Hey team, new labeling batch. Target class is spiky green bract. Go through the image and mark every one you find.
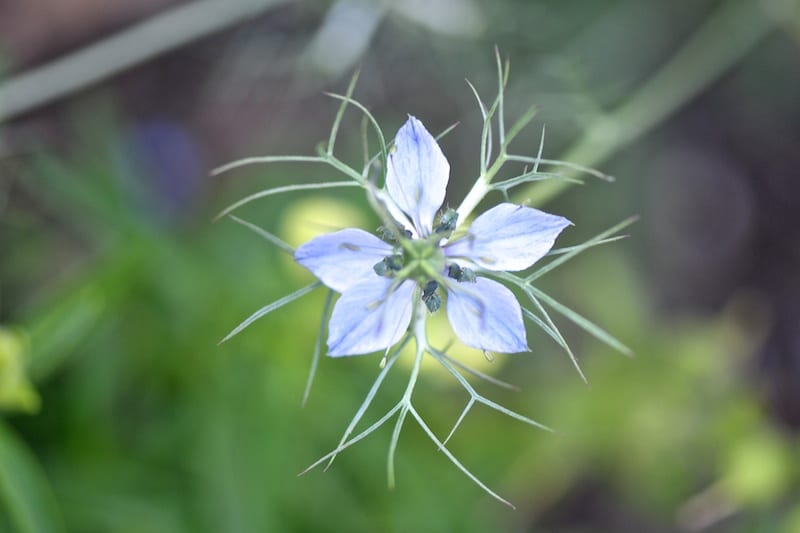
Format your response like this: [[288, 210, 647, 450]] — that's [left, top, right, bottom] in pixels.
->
[[216, 57, 631, 506]]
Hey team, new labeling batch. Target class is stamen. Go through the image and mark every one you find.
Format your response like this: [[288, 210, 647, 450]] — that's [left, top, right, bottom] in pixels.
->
[[421, 280, 441, 313], [374, 261, 389, 277], [373, 254, 405, 277], [447, 264, 476, 283], [447, 264, 461, 279], [434, 208, 458, 236], [385, 255, 404, 270], [422, 280, 439, 299], [377, 225, 413, 243]]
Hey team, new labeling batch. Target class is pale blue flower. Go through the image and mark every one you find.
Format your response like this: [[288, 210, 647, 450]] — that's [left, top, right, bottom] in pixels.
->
[[295, 116, 571, 357]]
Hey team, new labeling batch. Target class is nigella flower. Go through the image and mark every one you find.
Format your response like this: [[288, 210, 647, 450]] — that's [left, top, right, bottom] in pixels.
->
[[215, 58, 634, 507], [295, 117, 571, 357]]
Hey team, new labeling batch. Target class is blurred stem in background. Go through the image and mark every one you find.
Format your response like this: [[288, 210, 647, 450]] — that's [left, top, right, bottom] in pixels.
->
[[0, 0, 288, 123], [516, 0, 780, 206], [0, 0, 782, 175]]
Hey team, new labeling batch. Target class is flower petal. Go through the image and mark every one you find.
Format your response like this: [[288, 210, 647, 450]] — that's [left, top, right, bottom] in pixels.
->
[[385, 116, 449, 236], [328, 278, 415, 356], [294, 228, 393, 292], [445, 203, 571, 271], [446, 277, 528, 353]]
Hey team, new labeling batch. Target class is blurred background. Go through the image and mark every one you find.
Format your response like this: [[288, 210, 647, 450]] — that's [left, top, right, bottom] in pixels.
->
[[1, 0, 799, 531]]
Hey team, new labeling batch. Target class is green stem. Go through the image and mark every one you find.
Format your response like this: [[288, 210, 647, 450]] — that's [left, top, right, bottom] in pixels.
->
[[518, 0, 776, 206], [455, 149, 509, 225], [386, 299, 427, 488]]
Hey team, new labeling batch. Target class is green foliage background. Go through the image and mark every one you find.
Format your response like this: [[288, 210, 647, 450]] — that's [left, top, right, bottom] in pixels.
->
[[2, 0, 799, 531]]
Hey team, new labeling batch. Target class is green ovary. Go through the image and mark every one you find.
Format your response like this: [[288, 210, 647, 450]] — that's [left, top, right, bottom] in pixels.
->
[[402, 238, 446, 283]]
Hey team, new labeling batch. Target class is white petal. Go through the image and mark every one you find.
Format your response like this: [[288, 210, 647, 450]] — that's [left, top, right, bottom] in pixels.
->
[[385, 116, 449, 236], [446, 277, 528, 353], [328, 278, 415, 356], [445, 203, 571, 271], [294, 229, 393, 292]]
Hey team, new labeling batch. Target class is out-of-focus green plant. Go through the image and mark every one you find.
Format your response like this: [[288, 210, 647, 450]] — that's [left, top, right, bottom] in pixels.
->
[[0, 420, 65, 533], [3, 102, 799, 532], [0, 329, 39, 413], [1, 0, 797, 530]]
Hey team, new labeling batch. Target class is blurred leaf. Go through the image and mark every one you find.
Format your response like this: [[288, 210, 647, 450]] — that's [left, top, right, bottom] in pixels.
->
[[303, 0, 387, 79], [26, 278, 109, 381], [0, 329, 39, 414], [0, 421, 64, 533]]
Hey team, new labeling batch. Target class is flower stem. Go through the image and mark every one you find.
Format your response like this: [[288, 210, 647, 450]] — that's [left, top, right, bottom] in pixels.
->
[[456, 149, 509, 226], [455, 178, 491, 227], [386, 299, 427, 488]]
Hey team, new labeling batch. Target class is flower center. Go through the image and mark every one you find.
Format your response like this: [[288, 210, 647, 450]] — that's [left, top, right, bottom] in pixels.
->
[[372, 208, 468, 314], [373, 236, 445, 283], [404, 238, 446, 280]]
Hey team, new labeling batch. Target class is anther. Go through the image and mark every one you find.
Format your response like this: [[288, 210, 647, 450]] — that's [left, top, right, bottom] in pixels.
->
[[421, 280, 441, 313], [434, 208, 458, 236], [447, 264, 476, 283]]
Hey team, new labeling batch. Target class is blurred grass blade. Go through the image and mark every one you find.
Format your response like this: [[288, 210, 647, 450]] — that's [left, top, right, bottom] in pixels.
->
[[529, 286, 633, 356], [0, 421, 65, 533], [27, 281, 109, 381]]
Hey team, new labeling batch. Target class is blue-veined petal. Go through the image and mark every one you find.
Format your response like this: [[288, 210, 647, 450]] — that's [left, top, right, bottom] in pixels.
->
[[295, 228, 393, 292], [328, 277, 415, 356], [385, 116, 449, 236], [444, 203, 571, 271], [446, 277, 528, 353]]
